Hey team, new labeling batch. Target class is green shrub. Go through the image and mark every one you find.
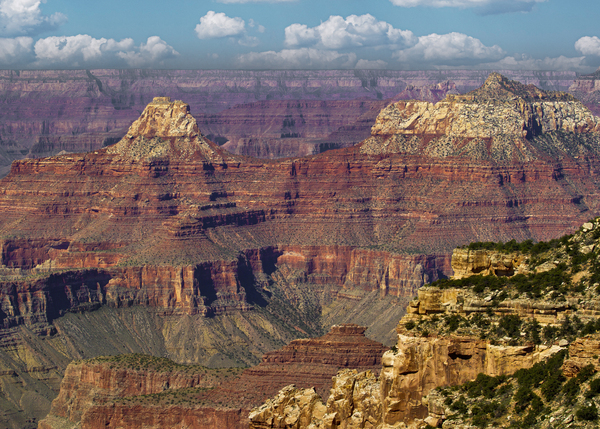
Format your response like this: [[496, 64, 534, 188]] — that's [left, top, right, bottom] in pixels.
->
[[576, 404, 598, 421], [498, 315, 522, 338], [586, 378, 600, 398]]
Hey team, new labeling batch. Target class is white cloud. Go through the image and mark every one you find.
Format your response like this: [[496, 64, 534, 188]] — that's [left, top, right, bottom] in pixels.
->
[[33, 35, 177, 68], [238, 47, 357, 69], [477, 54, 591, 72], [0, 36, 32, 64], [34, 35, 133, 65], [117, 36, 179, 67], [195, 11, 245, 39], [393, 32, 505, 66], [355, 59, 388, 69], [389, 0, 546, 13], [285, 14, 416, 50], [0, 0, 66, 36], [575, 36, 600, 57]]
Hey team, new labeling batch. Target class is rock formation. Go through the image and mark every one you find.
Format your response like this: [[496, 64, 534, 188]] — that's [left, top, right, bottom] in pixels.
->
[[39, 325, 387, 429], [0, 69, 579, 175], [0, 74, 599, 427], [249, 217, 600, 428], [363, 72, 600, 162]]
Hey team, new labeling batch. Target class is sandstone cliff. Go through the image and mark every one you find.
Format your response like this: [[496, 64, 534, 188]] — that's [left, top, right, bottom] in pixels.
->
[[249, 217, 600, 428]]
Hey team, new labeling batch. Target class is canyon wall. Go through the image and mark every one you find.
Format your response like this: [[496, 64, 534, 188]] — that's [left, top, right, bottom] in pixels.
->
[[39, 325, 387, 429], [0, 69, 579, 175]]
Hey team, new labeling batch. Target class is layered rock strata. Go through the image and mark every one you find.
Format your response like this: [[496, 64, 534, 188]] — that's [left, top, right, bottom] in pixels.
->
[[38, 355, 245, 429], [0, 69, 579, 173], [249, 219, 600, 428], [0, 74, 600, 427], [39, 325, 387, 429], [363, 73, 600, 161]]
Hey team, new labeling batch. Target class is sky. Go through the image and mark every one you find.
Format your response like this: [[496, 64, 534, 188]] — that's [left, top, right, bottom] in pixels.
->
[[1, 0, 600, 72]]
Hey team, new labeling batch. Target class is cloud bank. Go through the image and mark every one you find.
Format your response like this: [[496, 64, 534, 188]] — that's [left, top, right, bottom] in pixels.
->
[[240, 14, 507, 69]]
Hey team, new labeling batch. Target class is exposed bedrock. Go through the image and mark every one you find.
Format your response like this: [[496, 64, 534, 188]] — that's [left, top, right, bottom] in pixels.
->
[[0, 69, 580, 173], [38, 324, 388, 429]]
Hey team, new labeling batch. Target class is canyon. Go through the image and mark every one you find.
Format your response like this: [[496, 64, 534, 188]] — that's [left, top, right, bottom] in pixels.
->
[[0, 73, 598, 427], [0, 69, 582, 176], [249, 218, 600, 428]]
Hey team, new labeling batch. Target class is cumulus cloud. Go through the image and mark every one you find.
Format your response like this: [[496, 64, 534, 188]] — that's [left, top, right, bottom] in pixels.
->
[[238, 47, 357, 69], [34, 35, 133, 65], [117, 36, 179, 67], [575, 36, 600, 57], [0, 0, 66, 36], [195, 11, 245, 39], [33, 34, 177, 68], [285, 14, 416, 50], [389, 0, 546, 13], [393, 32, 505, 66], [0, 36, 33, 64]]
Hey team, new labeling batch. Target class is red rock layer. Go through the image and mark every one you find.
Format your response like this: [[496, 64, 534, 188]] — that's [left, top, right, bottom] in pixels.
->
[[38, 358, 245, 429], [236, 324, 388, 400], [0, 246, 450, 330]]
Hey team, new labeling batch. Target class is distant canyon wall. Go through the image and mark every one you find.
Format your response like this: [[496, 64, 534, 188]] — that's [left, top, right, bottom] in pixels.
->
[[0, 69, 580, 174]]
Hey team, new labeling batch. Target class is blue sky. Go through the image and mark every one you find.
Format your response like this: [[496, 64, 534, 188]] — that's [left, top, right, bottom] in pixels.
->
[[1, 0, 599, 72]]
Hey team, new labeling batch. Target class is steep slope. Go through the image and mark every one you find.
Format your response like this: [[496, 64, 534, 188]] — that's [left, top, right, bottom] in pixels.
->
[[0, 74, 599, 427], [249, 217, 600, 428]]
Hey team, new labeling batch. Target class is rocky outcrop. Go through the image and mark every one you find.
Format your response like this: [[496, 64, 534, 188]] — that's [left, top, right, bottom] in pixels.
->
[[232, 324, 388, 401], [562, 335, 600, 377], [38, 355, 245, 429], [39, 325, 387, 429], [450, 248, 528, 279], [249, 219, 600, 428]]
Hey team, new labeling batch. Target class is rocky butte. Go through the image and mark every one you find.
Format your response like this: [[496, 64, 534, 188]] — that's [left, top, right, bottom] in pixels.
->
[[0, 73, 598, 427]]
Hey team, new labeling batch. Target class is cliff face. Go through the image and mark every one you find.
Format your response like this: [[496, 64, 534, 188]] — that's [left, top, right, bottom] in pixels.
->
[[0, 69, 579, 175], [39, 325, 386, 429], [249, 217, 600, 428], [38, 355, 245, 429]]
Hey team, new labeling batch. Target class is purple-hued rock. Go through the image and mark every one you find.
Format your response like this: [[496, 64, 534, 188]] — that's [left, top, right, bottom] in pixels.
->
[[0, 69, 579, 175]]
